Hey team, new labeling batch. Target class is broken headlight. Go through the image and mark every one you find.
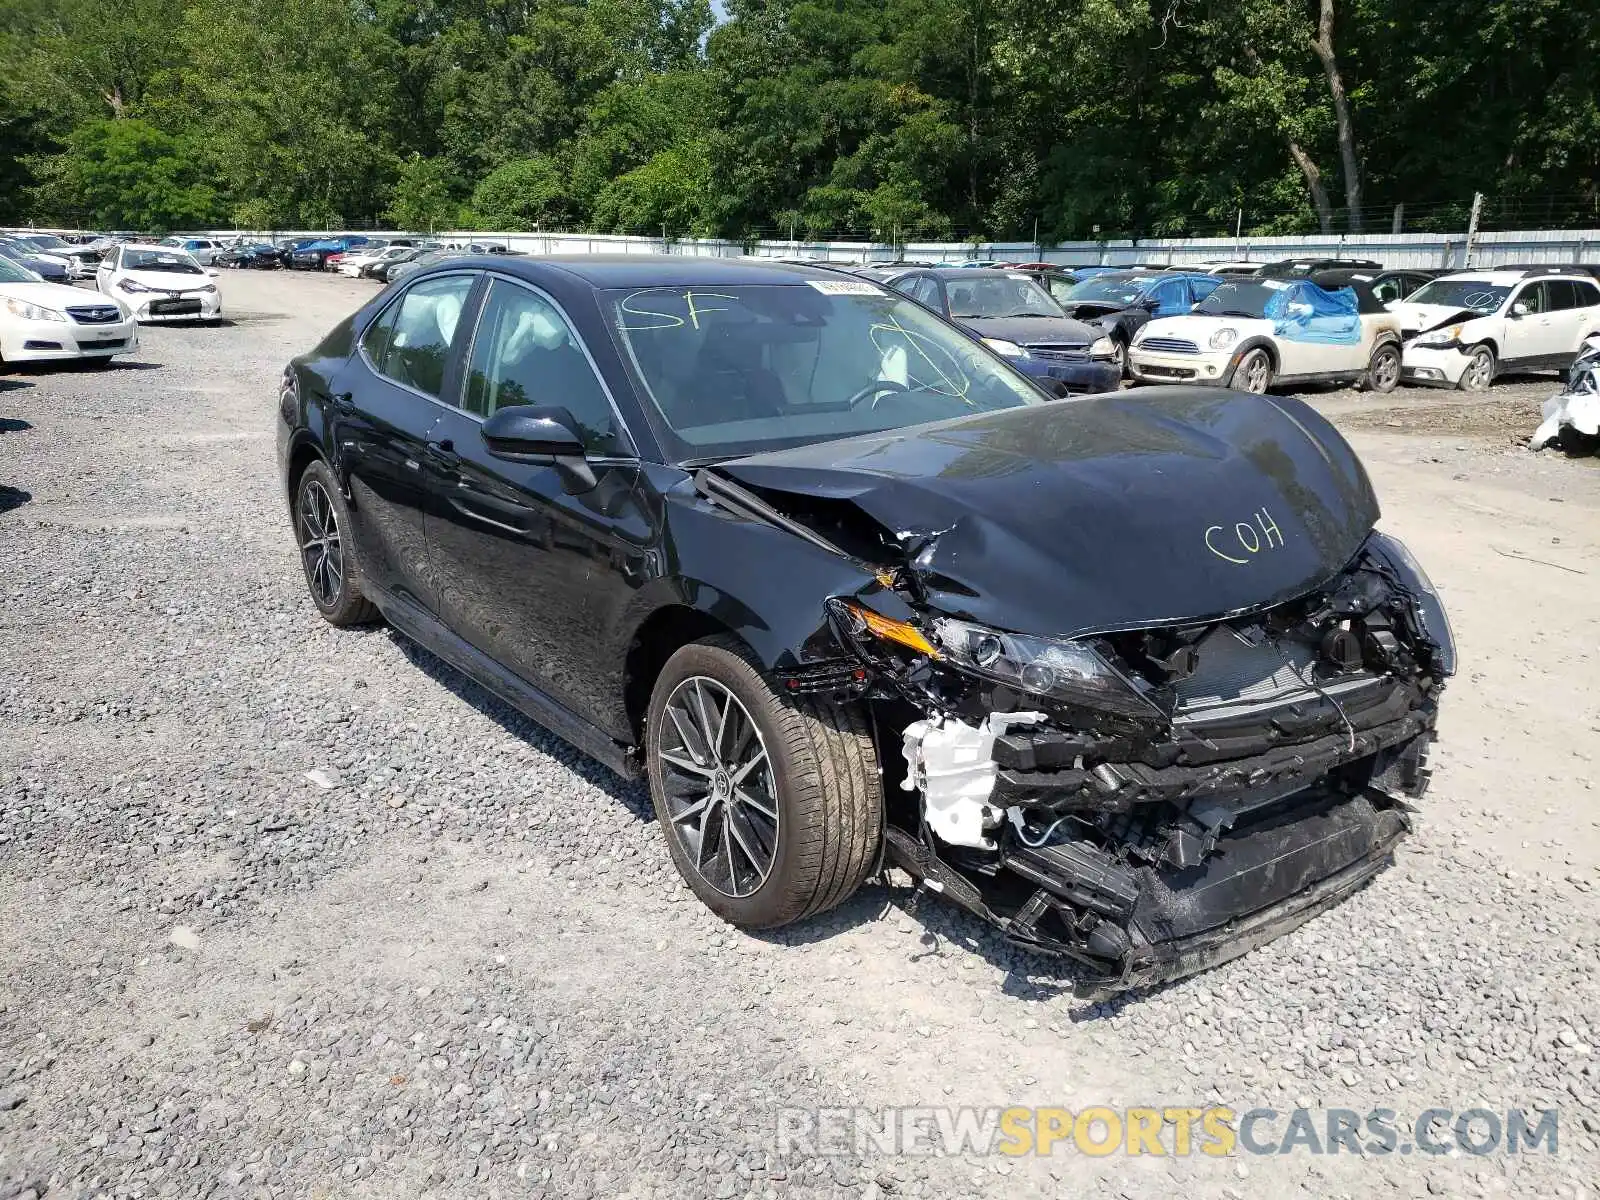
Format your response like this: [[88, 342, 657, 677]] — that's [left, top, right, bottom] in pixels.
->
[[932, 618, 1160, 719], [1366, 531, 1456, 677]]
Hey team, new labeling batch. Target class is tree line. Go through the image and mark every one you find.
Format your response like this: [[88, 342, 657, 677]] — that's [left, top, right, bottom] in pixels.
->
[[0, 0, 1596, 241]]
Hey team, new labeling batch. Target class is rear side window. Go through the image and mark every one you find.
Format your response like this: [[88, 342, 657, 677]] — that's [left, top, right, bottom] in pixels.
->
[[1546, 280, 1580, 310], [370, 274, 475, 398], [1575, 279, 1600, 308]]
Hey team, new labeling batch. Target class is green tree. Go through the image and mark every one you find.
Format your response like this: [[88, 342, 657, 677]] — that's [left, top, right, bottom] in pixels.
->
[[468, 156, 571, 230], [387, 155, 464, 231], [41, 118, 222, 230]]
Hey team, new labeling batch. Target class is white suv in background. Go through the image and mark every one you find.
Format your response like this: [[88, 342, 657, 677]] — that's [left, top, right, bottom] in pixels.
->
[[1392, 269, 1600, 390]]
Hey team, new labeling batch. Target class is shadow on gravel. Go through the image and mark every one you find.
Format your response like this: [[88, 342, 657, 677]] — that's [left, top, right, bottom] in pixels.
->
[[0, 378, 35, 393], [0, 486, 33, 514], [388, 630, 653, 820], [0, 417, 31, 432]]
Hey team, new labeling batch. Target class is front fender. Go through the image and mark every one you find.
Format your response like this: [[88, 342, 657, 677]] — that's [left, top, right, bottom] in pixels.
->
[[619, 488, 881, 674]]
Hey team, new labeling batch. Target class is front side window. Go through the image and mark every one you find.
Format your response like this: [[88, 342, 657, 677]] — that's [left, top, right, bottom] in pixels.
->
[[1149, 278, 1188, 315], [606, 282, 1046, 461], [1369, 276, 1405, 304], [371, 274, 474, 398], [462, 280, 618, 454], [1514, 282, 1549, 314]]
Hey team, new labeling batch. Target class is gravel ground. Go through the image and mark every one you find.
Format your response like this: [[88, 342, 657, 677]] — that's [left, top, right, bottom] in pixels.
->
[[1, 270, 1597, 1200]]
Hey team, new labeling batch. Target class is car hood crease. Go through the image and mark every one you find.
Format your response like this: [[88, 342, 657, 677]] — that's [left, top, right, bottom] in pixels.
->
[[717, 388, 1379, 639]]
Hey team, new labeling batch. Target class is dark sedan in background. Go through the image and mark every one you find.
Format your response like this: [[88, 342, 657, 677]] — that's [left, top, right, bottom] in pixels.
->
[[215, 242, 283, 269], [876, 266, 1123, 394], [275, 254, 1452, 997], [1054, 270, 1224, 374]]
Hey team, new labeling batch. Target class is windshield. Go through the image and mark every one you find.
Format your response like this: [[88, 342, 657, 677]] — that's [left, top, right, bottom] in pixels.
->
[[0, 242, 28, 262], [122, 249, 204, 274], [20, 235, 70, 250], [606, 282, 1045, 461], [1062, 275, 1157, 306], [0, 257, 38, 283], [943, 275, 1063, 319], [1403, 280, 1510, 314], [1193, 279, 1292, 319]]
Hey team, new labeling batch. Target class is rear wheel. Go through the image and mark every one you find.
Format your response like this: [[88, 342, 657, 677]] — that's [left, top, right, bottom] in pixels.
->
[[646, 636, 882, 929], [1363, 342, 1402, 393], [293, 459, 379, 626], [1458, 344, 1496, 391], [1230, 347, 1273, 393]]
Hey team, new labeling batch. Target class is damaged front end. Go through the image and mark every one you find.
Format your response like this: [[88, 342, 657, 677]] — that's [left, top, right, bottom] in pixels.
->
[[825, 532, 1453, 1000]]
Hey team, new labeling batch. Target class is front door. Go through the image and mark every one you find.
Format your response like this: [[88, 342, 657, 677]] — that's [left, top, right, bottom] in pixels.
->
[[423, 276, 655, 734], [1501, 281, 1568, 367], [334, 270, 478, 612]]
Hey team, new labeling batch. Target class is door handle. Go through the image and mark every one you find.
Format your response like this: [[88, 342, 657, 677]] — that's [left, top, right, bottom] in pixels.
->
[[426, 439, 460, 468]]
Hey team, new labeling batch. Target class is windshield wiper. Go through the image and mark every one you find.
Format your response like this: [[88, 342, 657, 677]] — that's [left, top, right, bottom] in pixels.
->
[[1203, 309, 1261, 318]]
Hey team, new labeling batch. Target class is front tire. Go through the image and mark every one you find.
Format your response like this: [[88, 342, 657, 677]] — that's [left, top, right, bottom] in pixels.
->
[[1229, 347, 1274, 393], [646, 636, 882, 929], [293, 459, 379, 627], [1458, 344, 1496, 392], [1363, 342, 1402, 393]]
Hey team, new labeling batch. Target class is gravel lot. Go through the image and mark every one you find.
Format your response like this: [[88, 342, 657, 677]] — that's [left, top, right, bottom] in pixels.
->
[[2, 269, 1598, 1200]]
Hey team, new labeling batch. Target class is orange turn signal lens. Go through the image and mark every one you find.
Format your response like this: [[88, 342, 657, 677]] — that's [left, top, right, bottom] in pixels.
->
[[843, 603, 940, 658]]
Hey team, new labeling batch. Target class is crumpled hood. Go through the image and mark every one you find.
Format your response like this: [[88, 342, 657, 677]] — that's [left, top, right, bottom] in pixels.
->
[[1390, 302, 1480, 333], [957, 314, 1102, 347], [717, 387, 1379, 639], [1057, 300, 1137, 322]]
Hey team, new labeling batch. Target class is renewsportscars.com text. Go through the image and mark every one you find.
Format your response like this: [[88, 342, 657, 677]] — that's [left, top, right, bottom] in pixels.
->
[[775, 1105, 1559, 1159]]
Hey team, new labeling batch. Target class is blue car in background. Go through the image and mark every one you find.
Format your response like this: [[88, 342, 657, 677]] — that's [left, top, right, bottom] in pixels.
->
[[877, 266, 1123, 395], [288, 236, 372, 271], [1054, 269, 1224, 375]]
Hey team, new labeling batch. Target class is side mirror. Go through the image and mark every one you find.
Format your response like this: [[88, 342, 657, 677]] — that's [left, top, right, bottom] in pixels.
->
[[1510, 301, 1529, 318], [206, 268, 219, 278], [481, 405, 596, 492], [1141, 298, 1161, 312]]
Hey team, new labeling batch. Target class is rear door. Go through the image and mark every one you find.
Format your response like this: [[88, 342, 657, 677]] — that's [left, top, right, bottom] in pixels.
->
[[1569, 278, 1600, 353], [422, 275, 654, 733], [334, 270, 479, 612]]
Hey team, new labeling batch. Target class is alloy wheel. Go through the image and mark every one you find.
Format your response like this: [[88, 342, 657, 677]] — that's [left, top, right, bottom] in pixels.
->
[[1464, 348, 1494, 391], [296, 479, 344, 608], [656, 676, 779, 898], [1240, 351, 1271, 393], [1371, 346, 1401, 391]]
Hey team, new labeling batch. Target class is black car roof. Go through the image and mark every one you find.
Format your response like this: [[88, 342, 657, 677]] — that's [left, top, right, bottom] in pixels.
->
[[461, 254, 856, 288]]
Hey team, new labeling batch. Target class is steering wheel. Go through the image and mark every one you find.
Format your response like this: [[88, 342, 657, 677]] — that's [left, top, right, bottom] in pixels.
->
[[845, 379, 910, 410]]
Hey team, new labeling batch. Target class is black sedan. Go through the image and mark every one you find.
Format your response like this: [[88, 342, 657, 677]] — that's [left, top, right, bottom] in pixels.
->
[[277, 255, 1453, 997], [215, 243, 282, 269]]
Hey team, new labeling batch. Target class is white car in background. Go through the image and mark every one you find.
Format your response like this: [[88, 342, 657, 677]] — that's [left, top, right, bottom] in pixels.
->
[[0, 254, 137, 366], [337, 244, 412, 278], [96, 243, 223, 323], [7, 232, 93, 279], [1129, 275, 1404, 392], [1390, 268, 1600, 390]]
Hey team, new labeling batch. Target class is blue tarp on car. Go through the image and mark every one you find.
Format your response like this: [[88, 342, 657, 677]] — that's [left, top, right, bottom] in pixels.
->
[[1266, 279, 1361, 345]]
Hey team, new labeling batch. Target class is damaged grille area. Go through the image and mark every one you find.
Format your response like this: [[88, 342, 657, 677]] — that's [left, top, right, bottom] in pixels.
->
[[871, 543, 1448, 997]]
